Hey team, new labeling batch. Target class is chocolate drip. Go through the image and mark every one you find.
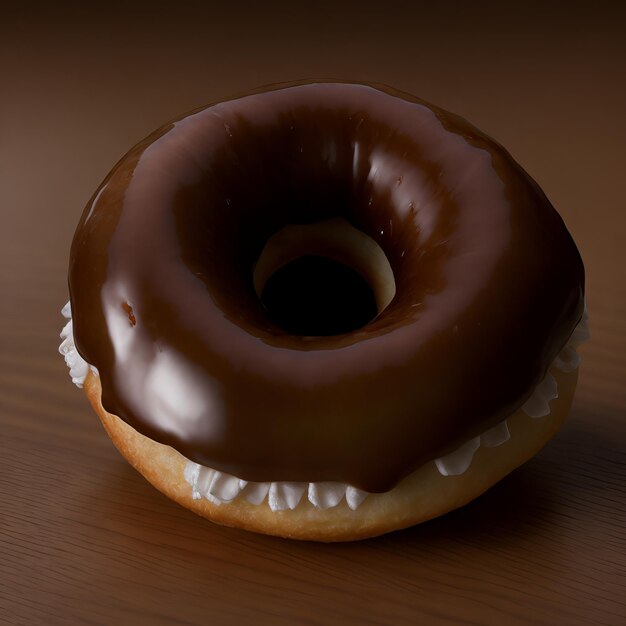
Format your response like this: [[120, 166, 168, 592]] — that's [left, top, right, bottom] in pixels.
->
[[69, 82, 584, 492]]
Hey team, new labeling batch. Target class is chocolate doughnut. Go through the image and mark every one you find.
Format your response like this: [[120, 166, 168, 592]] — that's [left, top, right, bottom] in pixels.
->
[[60, 82, 587, 540]]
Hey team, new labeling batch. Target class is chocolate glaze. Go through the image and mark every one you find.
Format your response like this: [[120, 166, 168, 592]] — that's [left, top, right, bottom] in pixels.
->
[[69, 82, 585, 492]]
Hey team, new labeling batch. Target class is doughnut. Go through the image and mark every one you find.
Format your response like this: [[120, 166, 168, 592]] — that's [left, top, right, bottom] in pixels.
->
[[60, 82, 587, 541]]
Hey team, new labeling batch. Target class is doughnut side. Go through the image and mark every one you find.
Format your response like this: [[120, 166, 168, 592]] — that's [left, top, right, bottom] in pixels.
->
[[84, 368, 578, 542]]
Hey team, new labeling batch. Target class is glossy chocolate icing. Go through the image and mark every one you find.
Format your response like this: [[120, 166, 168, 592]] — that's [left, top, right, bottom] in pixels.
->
[[69, 82, 584, 492]]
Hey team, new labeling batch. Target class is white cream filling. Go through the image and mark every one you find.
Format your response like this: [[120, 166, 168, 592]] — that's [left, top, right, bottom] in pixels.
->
[[59, 302, 99, 386], [60, 301, 589, 511]]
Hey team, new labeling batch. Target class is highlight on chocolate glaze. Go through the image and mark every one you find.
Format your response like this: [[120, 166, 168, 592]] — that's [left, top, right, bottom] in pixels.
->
[[60, 81, 587, 539]]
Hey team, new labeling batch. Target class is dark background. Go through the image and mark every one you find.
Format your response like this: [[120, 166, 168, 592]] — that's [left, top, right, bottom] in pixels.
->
[[2, 2, 625, 624]]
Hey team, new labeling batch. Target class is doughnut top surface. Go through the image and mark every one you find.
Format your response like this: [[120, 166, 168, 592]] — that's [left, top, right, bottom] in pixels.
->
[[69, 82, 584, 492]]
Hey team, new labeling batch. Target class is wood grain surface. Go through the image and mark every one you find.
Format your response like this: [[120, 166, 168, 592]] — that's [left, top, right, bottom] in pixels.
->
[[1, 3, 625, 624]]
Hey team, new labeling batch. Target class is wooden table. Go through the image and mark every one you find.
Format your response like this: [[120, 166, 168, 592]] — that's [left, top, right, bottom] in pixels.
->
[[2, 3, 624, 624]]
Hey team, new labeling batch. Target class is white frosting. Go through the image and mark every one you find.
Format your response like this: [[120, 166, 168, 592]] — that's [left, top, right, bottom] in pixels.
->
[[60, 301, 589, 510], [182, 461, 370, 511], [58, 302, 98, 387]]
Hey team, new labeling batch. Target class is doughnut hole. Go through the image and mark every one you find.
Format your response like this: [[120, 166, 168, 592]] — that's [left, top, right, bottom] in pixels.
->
[[172, 104, 443, 345], [253, 218, 396, 336]]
